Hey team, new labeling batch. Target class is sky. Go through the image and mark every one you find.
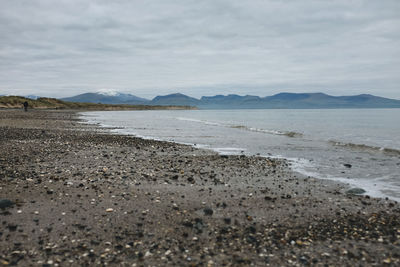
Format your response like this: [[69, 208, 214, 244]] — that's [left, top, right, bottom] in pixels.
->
[[0, 0, 399, 99]]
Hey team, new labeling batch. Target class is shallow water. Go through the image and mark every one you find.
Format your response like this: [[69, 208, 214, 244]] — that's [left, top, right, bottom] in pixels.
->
[[81, 109, 400, 201]]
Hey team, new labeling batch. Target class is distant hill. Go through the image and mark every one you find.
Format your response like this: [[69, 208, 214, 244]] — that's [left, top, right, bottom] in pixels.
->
[[0, 96, 195, 110], [25, 95, 42, 100], [61, 92, 149, 105], [200, 94, 261, 109], [150, 93, 201, 106], [60, 91, 400, 109], [257, 93, 400, 109], [0, 94, 42, 99], [197, 92, 400, 109]]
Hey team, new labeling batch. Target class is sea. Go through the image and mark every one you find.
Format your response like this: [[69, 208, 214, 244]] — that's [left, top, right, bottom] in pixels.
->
[[80, 109, 400, 201]]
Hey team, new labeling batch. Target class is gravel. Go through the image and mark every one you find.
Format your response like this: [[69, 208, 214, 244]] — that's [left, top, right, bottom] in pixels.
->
[[0, 109, 399, 266]]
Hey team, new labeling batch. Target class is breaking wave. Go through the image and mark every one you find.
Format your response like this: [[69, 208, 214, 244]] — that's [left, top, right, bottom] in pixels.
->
[[329, 141, 400, 156], [230, 125, 303, 138], [176, 117, 302, 138], [175, 117, 222, 126]]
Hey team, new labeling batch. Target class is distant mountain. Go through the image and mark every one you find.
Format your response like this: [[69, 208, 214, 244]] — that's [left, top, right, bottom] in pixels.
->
[[25, 95, 41, 100], [197, 92, 400, 109], [60, 91, 400, 109], [0, 95, 195, 110], [258, 93, 400, 109], [0, 94, 41, 99], [150, 93, 201, 106], [200, 94, 260, 108], [61, 92, 149, 105]]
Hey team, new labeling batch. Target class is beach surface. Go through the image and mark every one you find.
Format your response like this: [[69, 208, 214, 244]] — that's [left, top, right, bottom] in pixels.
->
[[0, 110, 399, 266]]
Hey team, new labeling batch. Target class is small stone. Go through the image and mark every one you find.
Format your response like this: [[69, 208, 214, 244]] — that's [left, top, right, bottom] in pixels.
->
[[383, 258, 391, 264], [203, 207, 213, 216], [0, 199, 14, 209], [346, 188, 366, 195], [106, 208, 113, 212]]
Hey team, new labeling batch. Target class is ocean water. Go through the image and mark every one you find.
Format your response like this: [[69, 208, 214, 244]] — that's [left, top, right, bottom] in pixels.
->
[[80, 109, 400, 201]]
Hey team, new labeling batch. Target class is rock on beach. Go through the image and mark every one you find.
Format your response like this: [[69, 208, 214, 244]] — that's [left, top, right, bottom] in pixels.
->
[[0, 199, 14, 209]]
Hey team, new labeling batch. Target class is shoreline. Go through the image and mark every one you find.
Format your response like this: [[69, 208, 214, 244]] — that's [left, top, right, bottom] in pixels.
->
[[79, 110, 399, 202], [1, 109, 399, 266]]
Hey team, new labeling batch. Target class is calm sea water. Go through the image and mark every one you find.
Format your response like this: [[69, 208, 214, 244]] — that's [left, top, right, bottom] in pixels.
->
[[81, 109, 400, 201]]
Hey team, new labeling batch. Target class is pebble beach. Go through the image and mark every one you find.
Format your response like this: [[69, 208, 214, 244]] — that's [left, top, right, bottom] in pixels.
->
[[1, 109, 399, 266]]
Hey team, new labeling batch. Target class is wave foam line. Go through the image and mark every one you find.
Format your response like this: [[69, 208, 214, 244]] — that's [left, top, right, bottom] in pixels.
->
[[329, 141, 400, 156], [176, 117, 303, 138], [284, 156, 400, 202], [175, 117, 222, 126], [231, 125, 303, 138]]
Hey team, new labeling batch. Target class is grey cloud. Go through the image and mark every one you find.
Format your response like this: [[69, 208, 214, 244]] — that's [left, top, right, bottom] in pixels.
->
[[0, 0, 399, 99]]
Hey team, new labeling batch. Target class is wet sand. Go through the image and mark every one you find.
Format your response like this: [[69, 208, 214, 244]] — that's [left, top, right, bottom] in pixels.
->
[[0, 109, 399, 266]]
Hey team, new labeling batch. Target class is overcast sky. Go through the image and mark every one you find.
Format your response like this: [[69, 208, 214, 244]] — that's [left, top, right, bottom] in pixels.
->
[[0, 0, 399, 99]]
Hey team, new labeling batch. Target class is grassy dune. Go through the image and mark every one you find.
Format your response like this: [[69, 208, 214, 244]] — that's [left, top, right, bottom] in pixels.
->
[[0, 96, 196, 110]]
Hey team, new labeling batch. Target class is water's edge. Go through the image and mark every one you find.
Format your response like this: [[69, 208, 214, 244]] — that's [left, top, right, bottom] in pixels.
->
[[79, 112, 399, 202]]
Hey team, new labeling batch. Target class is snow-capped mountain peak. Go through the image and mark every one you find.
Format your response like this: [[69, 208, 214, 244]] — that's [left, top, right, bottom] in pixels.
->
[[94, 89, 149, 102], [61, 90, 149, 104], [96, 89, 122, 96]]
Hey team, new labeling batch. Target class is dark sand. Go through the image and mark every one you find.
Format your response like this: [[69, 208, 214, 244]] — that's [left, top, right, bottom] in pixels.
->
[[0, 110, 399, 266]]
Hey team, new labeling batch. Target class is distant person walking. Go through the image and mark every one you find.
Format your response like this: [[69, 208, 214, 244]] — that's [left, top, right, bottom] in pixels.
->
[[23, 101, 29, 112]]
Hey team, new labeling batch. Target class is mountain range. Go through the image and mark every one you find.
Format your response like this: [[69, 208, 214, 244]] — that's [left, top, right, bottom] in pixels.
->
[[60, 91, 400, 109], [62, 92, 148, 105]]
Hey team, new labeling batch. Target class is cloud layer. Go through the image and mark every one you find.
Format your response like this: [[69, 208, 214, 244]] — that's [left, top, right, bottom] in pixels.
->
[[0, 0, 399, 98]]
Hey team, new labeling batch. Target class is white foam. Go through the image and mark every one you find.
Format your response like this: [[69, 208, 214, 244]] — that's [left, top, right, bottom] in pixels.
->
[[175, 117, 221, 126], [286, 156, 400, 202], [212, 147, 246, 155], [176, 117, 301, 138]]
